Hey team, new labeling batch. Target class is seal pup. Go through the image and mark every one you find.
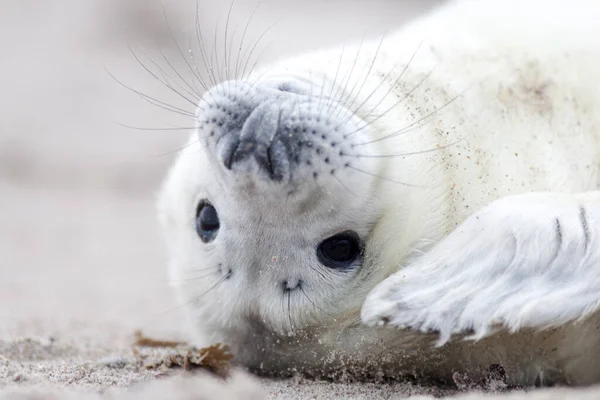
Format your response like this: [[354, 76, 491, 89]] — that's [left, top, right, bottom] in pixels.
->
[[157, 0, 600, 387]]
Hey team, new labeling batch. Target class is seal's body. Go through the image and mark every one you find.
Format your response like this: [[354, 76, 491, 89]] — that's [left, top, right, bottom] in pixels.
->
[[158, 0, 600, 386]]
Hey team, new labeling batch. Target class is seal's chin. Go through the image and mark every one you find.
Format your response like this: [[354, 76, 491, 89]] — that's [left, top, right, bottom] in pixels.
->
[[215, 306, 431, 382]]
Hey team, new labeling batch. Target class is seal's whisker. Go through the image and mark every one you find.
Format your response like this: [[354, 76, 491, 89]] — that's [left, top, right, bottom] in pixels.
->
[[138, 46, 202, 105], [234, 1, 261, 80], [106, 69, 196, 118], [156, 46, 204, 100], [287, 289, 294, 332], [223, 0, 236, 83], [332, 173, 359, 197], [187, 265, 222, 274], [315, 71, 330, 121], [140, 99, 195, 119], [152, 139, 206, 157], [336, 41, 423, 132], [190, 274, 229, 303], [352, 85, 470, 146], [243, 39, 273, 85], [127, 46, 200, 109], [348, 137, 466, 158], [153, 273, 228, 317], [211, 18, 224, 90], [168, 271, 220, 285], [330, 39, 364, 115], [322, 45, 346, 119], [334, 36, 370, 118], [226, 27, 240, 81], [240, 21, 278, 81], [357, 41, 426, 122], [161, 5, 210, 94], [344, 63, 436, 139], [195, 0, 218, 88], [298, 284, 335, 318], [114, 122, 197, 132], [342, 33, 387, 117], [245, 64, 275, 95], [346, 164, 428, 188]]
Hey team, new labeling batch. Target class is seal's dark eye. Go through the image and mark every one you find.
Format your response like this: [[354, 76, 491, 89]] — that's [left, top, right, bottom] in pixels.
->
[[317, 231, 362, 270], [195, 200, 219, 243]]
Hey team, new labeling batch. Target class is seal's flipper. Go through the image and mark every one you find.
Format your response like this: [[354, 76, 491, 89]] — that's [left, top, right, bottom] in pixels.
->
[[361, 192, 600, 346]]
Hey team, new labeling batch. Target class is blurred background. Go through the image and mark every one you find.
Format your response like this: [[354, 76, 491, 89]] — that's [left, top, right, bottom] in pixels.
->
[[0, 0, 442, 347]]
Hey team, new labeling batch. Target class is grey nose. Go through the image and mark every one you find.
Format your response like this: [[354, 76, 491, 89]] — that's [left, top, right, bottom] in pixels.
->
[[222, 102, 291, 182]]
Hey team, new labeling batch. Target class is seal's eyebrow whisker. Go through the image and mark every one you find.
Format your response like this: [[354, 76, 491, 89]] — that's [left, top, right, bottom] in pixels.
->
[[344, 63, 437, 139], [358, 41, 428, 122], [332, 36, 366, 117], [346, 164, 428, 188], [348, 137, 467, 158], [327, 35, 365, 114], [324, 45, 347, 117], [353, 83, 475, 147], [106, 69, 196, 119], [334, 41, 424, 134], [341, 33, 388, 117]]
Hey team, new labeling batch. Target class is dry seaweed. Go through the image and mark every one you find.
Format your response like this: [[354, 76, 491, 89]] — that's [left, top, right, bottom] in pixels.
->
[[132, 331, 233, 378], [133, 330, 186, 347]]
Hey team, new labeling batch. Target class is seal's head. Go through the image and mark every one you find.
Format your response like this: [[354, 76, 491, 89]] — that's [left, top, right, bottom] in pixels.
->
[[158, 44, 447, 378]]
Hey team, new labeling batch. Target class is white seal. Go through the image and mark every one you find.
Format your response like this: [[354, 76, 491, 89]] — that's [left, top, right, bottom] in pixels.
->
[[158, 0, 600, 387]]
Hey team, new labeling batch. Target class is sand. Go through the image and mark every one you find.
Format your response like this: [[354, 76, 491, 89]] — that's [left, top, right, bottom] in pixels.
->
[[2, 0, 600, 398]]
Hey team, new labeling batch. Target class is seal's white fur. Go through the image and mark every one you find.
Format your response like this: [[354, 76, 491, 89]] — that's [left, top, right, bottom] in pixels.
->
[[158, 0, 600, 387]]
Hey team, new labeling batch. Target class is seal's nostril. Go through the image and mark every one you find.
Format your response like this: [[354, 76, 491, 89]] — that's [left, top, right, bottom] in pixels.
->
[[223, 138, 241, 170], [221, 103, 290, 182]]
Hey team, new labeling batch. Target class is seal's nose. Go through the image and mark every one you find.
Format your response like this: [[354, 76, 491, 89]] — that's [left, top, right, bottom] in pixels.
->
[[222, 102, 291, 182]]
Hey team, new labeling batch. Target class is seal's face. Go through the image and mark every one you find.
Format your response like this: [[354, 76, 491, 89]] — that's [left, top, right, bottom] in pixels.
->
[[193, 76, 383, 330], [158, 53, 434, 376]]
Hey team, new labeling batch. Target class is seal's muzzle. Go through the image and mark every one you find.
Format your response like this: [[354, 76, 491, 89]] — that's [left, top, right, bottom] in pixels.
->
[[222, 102, 291, 182]]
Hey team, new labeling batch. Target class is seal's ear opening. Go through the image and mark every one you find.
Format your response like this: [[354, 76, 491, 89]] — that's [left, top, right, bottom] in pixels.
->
[[317, 230, 362, 270], [196, 200, 220, 243]]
